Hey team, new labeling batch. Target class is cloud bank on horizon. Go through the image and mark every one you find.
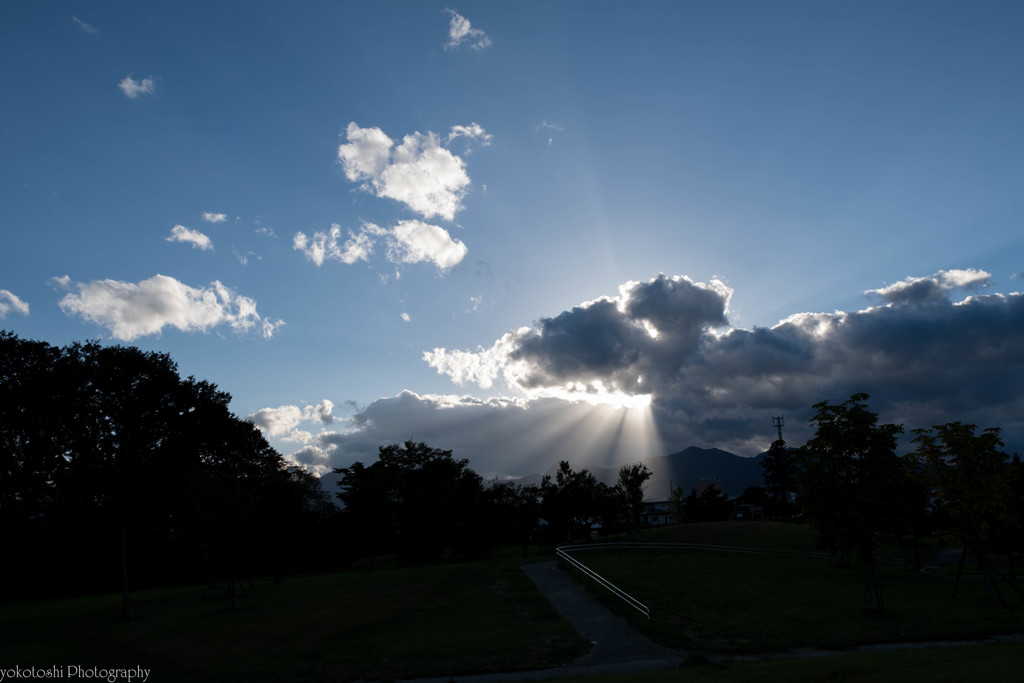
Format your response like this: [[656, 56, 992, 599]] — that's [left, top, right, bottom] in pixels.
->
[[260, 268, 1024, 477]]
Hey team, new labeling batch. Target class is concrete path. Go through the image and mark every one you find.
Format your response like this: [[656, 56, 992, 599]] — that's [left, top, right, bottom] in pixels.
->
[[520, 561, 685, 667], [409, 560, 687, 682], [408, 558, 1024, 682]]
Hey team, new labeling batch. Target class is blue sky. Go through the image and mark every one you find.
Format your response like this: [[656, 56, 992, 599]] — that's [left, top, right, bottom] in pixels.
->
[[3, 1, 1023, 478]]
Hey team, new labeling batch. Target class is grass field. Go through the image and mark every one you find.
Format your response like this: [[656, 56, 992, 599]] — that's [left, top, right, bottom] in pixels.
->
[[627, 519, 824, 552], [561, 522, 1024, 654], [545, 641, 1024, 682], [0, 558, 588, 682], [4, 521, 1020, 681]]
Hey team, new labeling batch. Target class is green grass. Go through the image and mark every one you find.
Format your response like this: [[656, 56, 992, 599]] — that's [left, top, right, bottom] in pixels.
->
[[4, 523, 1020, 681], [626, 520, 823, 552], [562, 522, 1023, 654], [0, 559, 588, 682], [547, 641, 1024, 682]]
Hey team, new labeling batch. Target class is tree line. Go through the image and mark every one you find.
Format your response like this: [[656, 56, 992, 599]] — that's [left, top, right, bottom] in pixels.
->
[[4, 332, 1020, 611], [334, 444, 653, 562], [1, 332, 656, 598], [761, 393, 1023, 610], [0, 332, 335, 600]]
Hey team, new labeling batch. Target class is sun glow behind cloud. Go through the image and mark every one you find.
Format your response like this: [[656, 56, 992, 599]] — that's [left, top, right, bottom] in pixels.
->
[[518, 391, 663, 471]]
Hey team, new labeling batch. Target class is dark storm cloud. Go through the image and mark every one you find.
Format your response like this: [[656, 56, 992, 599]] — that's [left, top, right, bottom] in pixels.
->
[[288, 270, 1023, 477], [507, 275, 731, 395], [512, 298, 648, 389], [678, 290, 1024, 454], [310, 391, 660, 477], [623, 272, 730, 336], [414, 270, 1024, 470]]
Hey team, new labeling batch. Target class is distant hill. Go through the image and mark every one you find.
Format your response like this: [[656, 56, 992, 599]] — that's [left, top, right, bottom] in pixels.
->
[[320, 445, 767, 501], [638, 446, 766, 499], [513, 446, 765, 499]]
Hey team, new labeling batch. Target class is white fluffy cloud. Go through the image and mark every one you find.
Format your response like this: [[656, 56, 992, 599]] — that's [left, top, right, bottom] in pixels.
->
[[291, 444, 332, 473], [447, 123, 494, 147], [249, 400, 336, 445], [387, 220, 467, 270], [49, 275, 72, 290], [250, 405, 306, 438], [338, 123, 392, 181], [0, 290, 30, 318], [203, 212, 228, 223], [166, 224, 213, 250], [338, 122, 487, 221], [444, 9, 491, 51], [58, 274, 283, 340], [313, 399, 335, 424], [294, 220, 466, 272], [293, 224, 377, 267], [118, 75, 155, 99], [864, 268, 991, 305]]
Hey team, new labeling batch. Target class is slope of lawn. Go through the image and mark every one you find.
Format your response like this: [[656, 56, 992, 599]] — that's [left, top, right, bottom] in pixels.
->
[[545, 641, 1024, 682], [627, 519, 823, 552], [0, 559, 588, 682], [562, 522, 1022, 654]]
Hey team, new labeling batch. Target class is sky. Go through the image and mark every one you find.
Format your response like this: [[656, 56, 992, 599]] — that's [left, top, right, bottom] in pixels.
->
[[2, 1, 1023, 479]]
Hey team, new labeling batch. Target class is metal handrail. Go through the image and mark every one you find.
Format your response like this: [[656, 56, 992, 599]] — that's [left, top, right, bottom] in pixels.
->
[[556, 541, 906, 621], [556, 546, 651, 621], [559, 542, 904, 564]]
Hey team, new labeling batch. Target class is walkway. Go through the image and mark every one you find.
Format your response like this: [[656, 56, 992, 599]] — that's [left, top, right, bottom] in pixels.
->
[[409, 560, 687, 682], [409, 558, 1024, 683]]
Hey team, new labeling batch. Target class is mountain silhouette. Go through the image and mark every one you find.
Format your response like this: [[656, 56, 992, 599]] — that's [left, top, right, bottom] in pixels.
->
[[638, 446, 766, 498], [321, 445, 767, 501], [517, 446, 765, 499]]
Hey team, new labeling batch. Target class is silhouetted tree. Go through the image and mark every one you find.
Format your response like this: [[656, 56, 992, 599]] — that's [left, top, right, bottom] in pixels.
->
[[335, 441, 486, 561], [0, 332, 307, 598], [617, 462, 652, 531], [683, 486, 734, 523], [761, 438, 798, 518], [595, 480, 626, 537], [910, 422, 1016, 599], [668, 485, 687, 523], [889, 464, 940, 573], [994, 458, 1024, 581], [485, 480, 541, 556], [797, 393, 903, 611], [335, 459, 396, 563], [540, 461, 602, 542]]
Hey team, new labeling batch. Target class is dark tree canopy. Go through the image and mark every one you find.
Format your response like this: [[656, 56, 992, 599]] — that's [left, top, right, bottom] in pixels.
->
[[0, 332, 334, 598], [797, 393, 904, 611], [539, 461, 621, 543], [617, 462, 652, 530], [335, 441, 487, 561], [761, 438, 799, 518], [485, 480, 541, 556], [910, 422, 1017, 598]]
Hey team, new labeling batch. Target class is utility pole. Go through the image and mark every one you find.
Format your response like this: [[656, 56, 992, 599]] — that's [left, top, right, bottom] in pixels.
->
[[772, 414, 785, 443]]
